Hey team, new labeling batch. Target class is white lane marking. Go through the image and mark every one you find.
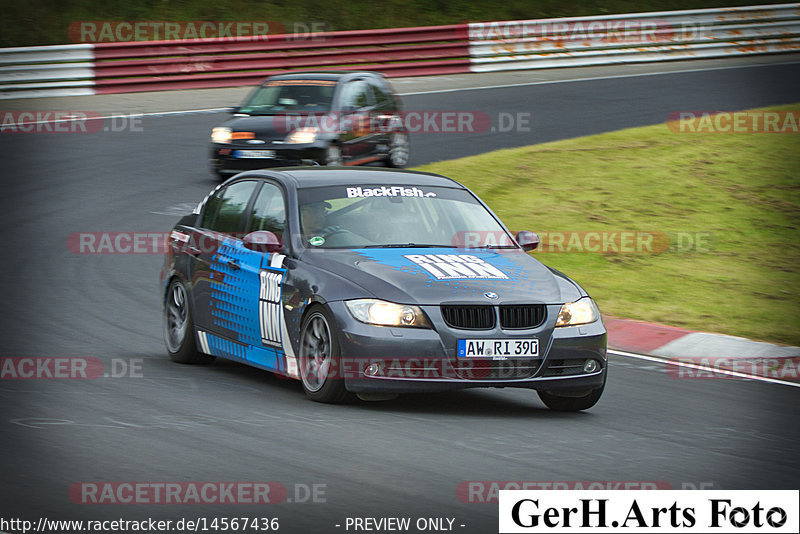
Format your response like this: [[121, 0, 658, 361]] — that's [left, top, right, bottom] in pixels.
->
[[608, 348, 800, 389], [400, 60, 800, 95]]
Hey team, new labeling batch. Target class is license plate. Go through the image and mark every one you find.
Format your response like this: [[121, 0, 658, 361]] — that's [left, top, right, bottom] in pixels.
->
[[457, 339, 539, 359], [233, 149, 276, 159]]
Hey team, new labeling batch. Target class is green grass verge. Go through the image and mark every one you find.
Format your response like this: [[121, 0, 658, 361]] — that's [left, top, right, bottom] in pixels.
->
[[415, 104, 800, 346]]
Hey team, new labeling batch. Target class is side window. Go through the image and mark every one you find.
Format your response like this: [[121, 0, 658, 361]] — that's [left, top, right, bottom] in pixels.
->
[[199, 190, 223, 229], [370, 81, 393, 109], [200, 180, 258, 235], [340, 80, 375, 110], [248, 182, 287, 238]]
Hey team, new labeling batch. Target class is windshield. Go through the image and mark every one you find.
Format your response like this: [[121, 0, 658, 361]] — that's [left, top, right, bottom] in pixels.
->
[[297, 185, 516, 249], [239, 79, 336, 115]]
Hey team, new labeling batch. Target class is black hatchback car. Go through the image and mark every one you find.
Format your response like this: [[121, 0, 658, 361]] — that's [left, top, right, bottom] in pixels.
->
[[162, 167, 607, 410], [209, 71, 410, 178]]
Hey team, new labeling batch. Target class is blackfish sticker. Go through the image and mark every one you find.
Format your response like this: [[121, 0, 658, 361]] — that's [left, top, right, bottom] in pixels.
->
[[404, 254, 509, 280]]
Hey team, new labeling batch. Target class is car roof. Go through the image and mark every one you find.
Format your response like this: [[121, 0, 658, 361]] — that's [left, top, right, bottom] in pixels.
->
[[264, 71, 383, 83], [234, 167, 465, 190]]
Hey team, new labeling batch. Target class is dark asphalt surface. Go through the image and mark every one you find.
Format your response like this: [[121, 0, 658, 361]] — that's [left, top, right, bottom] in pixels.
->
[[1, 61, 799, 532]]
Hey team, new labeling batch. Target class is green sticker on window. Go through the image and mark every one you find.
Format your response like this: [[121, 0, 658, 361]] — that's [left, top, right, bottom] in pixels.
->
[[309, 236, 325, 246]]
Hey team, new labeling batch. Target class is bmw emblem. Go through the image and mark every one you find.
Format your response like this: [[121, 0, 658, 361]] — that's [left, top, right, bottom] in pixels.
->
[[484, 292, 499, 300]]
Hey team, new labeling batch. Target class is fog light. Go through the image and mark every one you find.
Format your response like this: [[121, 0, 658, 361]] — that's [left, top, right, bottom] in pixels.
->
[[365, 362, 384, 377], [583, 359, 599, 373]]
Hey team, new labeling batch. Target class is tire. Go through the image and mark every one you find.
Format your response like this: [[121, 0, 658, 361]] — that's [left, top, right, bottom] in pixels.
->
[[298, 305, 351, 403], [325, 143, 343, 166], [538, 382, 604, 411], [163, 279, 215, 364], [210, 161, 227, 181], [384, 132, 409, 168]]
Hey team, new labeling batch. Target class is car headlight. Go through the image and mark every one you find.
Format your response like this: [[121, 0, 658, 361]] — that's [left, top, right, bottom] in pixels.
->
[[211, 127, 232, 144], [285, 127, 318, 144], [555, 297, 600, 327], [345, 299, 430, 328]]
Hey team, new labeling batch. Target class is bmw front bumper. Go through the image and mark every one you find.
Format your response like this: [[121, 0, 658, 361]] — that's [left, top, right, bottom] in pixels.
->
[[324, 301, 607, 394]]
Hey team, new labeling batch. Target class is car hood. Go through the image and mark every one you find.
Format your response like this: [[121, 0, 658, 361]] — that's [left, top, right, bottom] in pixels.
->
[[302, 247, 583, 305]]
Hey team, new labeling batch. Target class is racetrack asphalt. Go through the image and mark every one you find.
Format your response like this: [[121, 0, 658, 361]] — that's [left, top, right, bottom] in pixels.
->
[[1, 55, 799, 532]]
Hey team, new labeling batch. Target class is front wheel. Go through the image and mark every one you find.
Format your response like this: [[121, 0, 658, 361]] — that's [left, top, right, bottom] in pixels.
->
[[298, 306, 351, 403], [538, 382, 604, 411], [325, 143, 343, 166], [384, 132, 409, 168], [163, 279, 214, 364]]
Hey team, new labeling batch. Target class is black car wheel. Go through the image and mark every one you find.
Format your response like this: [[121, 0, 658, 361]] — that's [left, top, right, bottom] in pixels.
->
[[538, 382, 604, 411], [385, 132, 409, 168], [164, 279, 214, 364], [325, 144, 343, 166], [299, 306, 351, 403]]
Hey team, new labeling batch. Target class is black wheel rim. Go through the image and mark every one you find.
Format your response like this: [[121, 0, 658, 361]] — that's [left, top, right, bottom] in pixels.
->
[[300, 313, 332, 392], [165, 282, 188, 353]]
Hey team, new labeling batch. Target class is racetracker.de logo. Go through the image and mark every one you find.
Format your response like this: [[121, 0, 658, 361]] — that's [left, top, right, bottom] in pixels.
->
[[69, 482, 287, 504], [271, 111, 529, 134], [458, 481, 673, 503], [68, 232, 169, 254], [453, 230, 709, 253], [1, 357, 104, 379], [293, 357, 542, 380], [667, 356, 800, 381], [668, 111, 800, 133], [1, 112, 144, 134], [467, 19, 704, 43], [0, 357, 142, 379], [68, 21, 291, 42]]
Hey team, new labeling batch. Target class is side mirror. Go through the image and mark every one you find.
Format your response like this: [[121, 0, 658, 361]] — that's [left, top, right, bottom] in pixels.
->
[[516, 231, 539, 251], [243, 231, 282, 253]]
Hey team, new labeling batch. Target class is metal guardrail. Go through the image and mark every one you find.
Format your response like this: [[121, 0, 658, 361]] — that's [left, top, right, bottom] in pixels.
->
[[468, 4, 800, 72], [90, 25, 470, 94], [0, 4, 798, 99]]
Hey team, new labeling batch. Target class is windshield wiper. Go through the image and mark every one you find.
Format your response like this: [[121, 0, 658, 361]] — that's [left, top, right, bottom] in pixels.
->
[[362, 243, 453, 248], [466, 245, 518, 249]]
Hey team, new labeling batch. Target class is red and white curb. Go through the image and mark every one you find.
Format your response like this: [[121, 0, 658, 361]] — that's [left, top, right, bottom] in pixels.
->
[[605, 316, 800, 385]]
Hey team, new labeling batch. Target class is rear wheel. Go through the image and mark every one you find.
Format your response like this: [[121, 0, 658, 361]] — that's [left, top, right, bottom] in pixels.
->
[[538, 382, 604, 411], [163, 279, 214, 364], [298, 306, 351, 403]]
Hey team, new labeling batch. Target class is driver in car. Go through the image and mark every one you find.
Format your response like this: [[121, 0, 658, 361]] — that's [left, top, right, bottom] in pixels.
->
[[300, 201, 341, 241]]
